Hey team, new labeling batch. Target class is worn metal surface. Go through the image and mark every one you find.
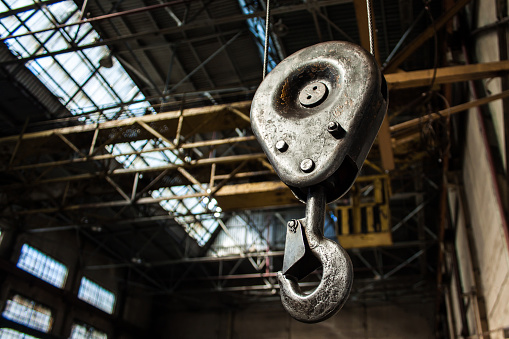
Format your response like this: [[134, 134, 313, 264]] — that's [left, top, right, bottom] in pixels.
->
[[251, 41, 388, 203], [278, 186, 353, 323], [251, 41, 388, 323], [282, 218, 321, 281], [298, 81, 328, 107]]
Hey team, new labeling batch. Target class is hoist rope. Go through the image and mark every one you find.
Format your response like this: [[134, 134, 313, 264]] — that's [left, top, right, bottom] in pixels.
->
[[263, 0, 271, 79], [366, 0, 374, 56], [263, 0, 373, 74]]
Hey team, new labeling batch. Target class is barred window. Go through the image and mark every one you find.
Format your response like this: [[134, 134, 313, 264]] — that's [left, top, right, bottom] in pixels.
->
[[78, 277, 115, 314], [70, 322, 107, 339], [2, 295, 53, 333], [0, 328, 39, 339], [17, 244, 68, 288]]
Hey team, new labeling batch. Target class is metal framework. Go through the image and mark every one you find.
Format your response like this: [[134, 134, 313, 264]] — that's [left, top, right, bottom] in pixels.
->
[[0, 0, 507, 317], [2, 72, 508, 215]]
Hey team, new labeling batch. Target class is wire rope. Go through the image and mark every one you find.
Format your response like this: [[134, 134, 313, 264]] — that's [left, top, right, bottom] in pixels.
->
[[263, 0, 271, 79], [366, 0, 374, 56]]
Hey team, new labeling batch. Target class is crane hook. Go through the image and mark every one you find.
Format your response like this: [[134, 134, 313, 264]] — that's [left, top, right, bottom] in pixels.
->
[[278, 185, 353, 323], [250, 41, 388, 322]]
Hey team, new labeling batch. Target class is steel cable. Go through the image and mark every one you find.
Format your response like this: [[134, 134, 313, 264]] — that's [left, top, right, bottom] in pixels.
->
[[263, 0, 271, 79], [366, 0, 374, 56]]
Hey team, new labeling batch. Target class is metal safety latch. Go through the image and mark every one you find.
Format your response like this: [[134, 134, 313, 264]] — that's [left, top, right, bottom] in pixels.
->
[[251, 41, 388, 323]]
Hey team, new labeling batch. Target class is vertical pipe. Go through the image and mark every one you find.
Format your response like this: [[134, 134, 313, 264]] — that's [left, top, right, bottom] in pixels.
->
[[496, 0, 509, 238], [226, 310, 233, 339], [448, 234, 470, 337], [161, 46, 177, 110], [444, 285, 458, 339]]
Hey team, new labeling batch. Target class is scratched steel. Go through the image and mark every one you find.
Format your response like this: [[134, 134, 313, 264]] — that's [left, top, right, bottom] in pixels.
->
[[251, 41, 387, 203], [278, 186, 353, 323], [250, 41, 387, 323]]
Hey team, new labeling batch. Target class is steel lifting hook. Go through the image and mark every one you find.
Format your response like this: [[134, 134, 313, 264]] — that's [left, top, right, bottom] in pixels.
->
[[278, 185, 353, 323], [251, 41, 388, 322]]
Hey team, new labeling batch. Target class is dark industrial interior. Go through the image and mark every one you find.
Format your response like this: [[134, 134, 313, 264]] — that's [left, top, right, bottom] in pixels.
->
[[0, 0, 508, 338]]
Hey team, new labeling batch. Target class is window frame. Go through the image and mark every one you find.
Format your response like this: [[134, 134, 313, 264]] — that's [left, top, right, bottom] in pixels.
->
[[77, 277, 116, 314], [1, 293, 54, 334], [70, 321, 108, 339], [16, 243, 69, 289], [0, 327, 40, 339]]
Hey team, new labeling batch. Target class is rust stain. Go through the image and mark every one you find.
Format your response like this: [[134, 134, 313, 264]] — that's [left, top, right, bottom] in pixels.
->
[[280, 78, 290, 106]]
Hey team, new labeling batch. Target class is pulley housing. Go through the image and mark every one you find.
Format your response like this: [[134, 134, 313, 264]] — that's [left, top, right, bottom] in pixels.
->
[[251, 41, 388, 203]]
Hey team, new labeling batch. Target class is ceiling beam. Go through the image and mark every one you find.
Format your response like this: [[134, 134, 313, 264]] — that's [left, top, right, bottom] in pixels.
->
[[391, 89, 509, 134], [5, 153, 266, 187], [85, 251, 285, 268], [3, 61, 509, 147], [0, 0, 352, 66], [9, 135, 257, 172], [383, 0, 472, 73], [0, 101, 252, 144], [0, 0, 65, 18], [8, 180, 295, 215], [385, 60, 509, 90]]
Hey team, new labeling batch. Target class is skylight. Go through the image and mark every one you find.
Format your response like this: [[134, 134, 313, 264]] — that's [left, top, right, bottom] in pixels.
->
[[0, 0, 222, 246], [0, 0, 144, 118], [208, 214, 268, 257], [17, 244, 68, 288]]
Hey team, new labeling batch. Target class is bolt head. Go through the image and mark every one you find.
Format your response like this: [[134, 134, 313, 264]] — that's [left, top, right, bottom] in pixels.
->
[[300, 158, 315, 173], [327, 121, 339, 131], [327, 121, 345, 138], [276, 140, 288, 152], [287, 219, 298, 233]]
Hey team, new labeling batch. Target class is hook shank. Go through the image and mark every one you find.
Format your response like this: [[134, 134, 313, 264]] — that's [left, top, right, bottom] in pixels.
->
[[278, 186, 353, 323]]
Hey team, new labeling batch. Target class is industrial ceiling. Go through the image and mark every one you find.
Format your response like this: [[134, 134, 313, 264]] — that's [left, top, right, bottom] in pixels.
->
[[0, 0, 506, 313]]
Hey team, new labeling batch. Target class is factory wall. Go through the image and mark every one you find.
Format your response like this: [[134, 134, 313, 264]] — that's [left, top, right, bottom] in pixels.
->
[[474, 0, 507, 168], [458, 110, 509, 338], [156, 301, 435, 339], [445, 184, 485, 337], [0, 224, 153, 338], [450, 1, 509, 338], [440, 1, 509, 338]]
